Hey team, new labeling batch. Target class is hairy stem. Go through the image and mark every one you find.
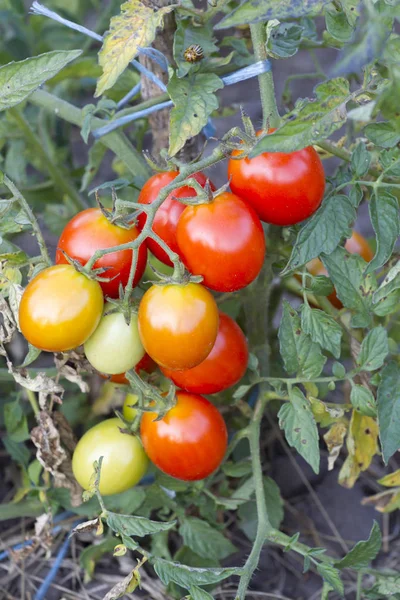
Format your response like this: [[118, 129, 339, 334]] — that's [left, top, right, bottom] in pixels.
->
[[250, 23, 280, 129]]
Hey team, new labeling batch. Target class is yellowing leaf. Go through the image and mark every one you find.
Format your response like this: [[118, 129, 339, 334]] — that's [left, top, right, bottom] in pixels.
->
[[378, 469, 400, 488], [324, 421, 348, 471], [95, 0, 175, 97], [339, 410, 378, 488]]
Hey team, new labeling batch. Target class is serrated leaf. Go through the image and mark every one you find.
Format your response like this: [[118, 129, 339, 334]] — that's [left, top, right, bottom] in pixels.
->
[[279, 300, 326, 379], [179, 518, 236, 561], [0, 50, 82, 112], [306, 275, 334, 296], [283, 194, 357, 273], [351, 385, 377, 417], [266, 21, 303, 59], [250, 79, 350, 154], [168, 72, 223, 156], [173, 21, 218, 78], [336, 521, 381, 570], [357, 327, 388, 372], [107, 512, 176, 537], [366, 190, 399, 274], [278, 386, 320, 474], [95, 0, 174, 97], [301, 304, 342, 359], [20, 344, 41, 368], [325, 8, 354, 43], [373, 259, 400, 305], [238, 477, 284, 540], [351, 142, 371, 177], [190, 586, 214, 600], [215, 0, 331, 29], [2, 437, 30, 467], [4, 400, 29, 442], [365, 121, 400, 148], [377, 362, 400, 464], [153, 558, 241, 588], [317, 563, 344, 596], [321, 248, 376, 328], [339, 410, 379, 488]]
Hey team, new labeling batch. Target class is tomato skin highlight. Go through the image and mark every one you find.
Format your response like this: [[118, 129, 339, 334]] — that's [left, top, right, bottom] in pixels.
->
[[85, 304, 145, 375], [161, 312, 248, 394], [176, 191, 266, 292], [138, 283, 219, 370], [307, 231, 374, 308], [228, 137, 325, 226], [56, 208, 147, 298], [140, 391, 227, 481], [72, 418, 148, 495], [19, 264, 104, 352], [137, 171, 214, 267]]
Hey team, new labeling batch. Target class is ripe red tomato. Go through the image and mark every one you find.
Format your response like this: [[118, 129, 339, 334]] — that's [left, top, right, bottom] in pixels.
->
[[137, 171, 214, 267], [307, 231, 374, 308], [138, 282, 219, 370], [56, 208, 147, 298], [19, 264, 104, 352], [228, 131, 325, 226], [161, 312, 248, 394], [101, 354, 157, 385], [140, 391, 227, 480], [176, 191, 266, 292]]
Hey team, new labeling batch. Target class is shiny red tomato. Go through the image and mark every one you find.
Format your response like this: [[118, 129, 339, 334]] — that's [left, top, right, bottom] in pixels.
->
[[161, 312, 248, 394], [140, 391, 227, 480], [137, 171, 214, 267], [176, 191, 266, 292], [228, 131, 325, 226], [56, 208, 147, 298]]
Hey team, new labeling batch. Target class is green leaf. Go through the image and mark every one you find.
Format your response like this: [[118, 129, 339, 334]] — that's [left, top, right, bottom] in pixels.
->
[[190, 586, 214, 600], [350, 385, 377, 418], [336, 521, 381, 570], [373, 259, 400, 306], [377, 362, 400, 464], [215, 0, 331, 29], [80, 536, 119, 580], [266, 21, 303, 59], [332, 362, 346, 379], [179, 517, 236, 561], [95, 0, 174, 97], [0, 240, 28, 267], [0, 50, 82, 112], [278, 386, 320, 474], [278, 300, 326, 379], [306, 275, 334, 296], [365, 190, 399, 274], [316, 562, 344, 596], [238, 477, 284, 540], [153, 558, 242, 588], [173, 21, 218, 78], [301, 304, 342, 359], [351, 142, 371, 177], [4, 400, 30, 442], [20, 344, 41, 368], [250, 79, 351, 154], [222, 460, 253, 478], [325, 7, 354, 43], [321, 248, 376, 328], [365, 121, 400, 148], [107, 512, 176, 537], [168, 72, 223, 156], [282, 194, 357, 274], [81, 142, 107, 192], [2, 436, 30, 467], [357, 327, 388, 372]]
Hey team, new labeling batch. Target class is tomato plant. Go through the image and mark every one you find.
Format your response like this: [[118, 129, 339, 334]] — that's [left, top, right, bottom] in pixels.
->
[[19, 264, 104, 352], [56, 207, 147, 298], [138, 282, 219, 369], [72, 418, 148, 495], [176, 191, 266, 292], [141, 391, 227, 481], [161, 312, 249, 394]]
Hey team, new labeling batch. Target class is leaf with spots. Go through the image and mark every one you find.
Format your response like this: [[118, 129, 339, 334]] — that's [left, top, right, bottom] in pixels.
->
[[168, 72, 223, 156], [95, 0, 175, 97], [339, 410, 379, 488], [336, 521, 381, 570], [278, 386, 320, 474]]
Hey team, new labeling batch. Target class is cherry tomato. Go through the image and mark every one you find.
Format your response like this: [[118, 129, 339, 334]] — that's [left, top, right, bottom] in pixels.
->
[[56, 208, 147, 299], [85, 304, 144, 374], [161, 312, 248, 394], [307, 231, 374, 308], [122, 394, 138, 421], [140, 391, 227, 480], [19, 264, 103, 352], [228, 131, 325, 226], [176, 192, 265, 292], [138, 283, 219, 370], [137, 171, 214, 267], [101, 354, 157, 385], [72, 418, 148, 495]]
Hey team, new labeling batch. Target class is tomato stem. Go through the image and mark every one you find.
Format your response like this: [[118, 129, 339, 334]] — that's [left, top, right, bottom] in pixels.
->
[[250, 23, 280, 130]]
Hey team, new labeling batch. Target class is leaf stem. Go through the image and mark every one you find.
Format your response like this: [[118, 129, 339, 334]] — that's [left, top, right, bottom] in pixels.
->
[[250, 23, 280, 129]]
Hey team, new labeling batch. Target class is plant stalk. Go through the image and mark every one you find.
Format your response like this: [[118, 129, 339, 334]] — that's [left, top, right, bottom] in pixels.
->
[[250, 23, 280, 130]]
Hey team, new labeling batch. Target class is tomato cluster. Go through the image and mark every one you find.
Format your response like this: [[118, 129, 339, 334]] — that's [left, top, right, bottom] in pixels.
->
[[18, 138, 331, 493]]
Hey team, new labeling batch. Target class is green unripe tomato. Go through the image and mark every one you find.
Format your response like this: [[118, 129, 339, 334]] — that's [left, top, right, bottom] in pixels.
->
[[142, 252, 174, 284], [72, 418, 148, 495], [123, 393, 139, 421], [84, 304, 144, 375]]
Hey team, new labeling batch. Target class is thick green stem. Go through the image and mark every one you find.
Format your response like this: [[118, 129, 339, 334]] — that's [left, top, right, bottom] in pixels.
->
[[250, 23, 280, 129], [9, 107, 84, 211], [29, 90, 150, 179]]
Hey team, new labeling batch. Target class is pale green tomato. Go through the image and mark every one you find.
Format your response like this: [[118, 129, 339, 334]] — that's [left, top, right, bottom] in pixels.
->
[[122, 393, 139, 421], [72, 418, 148, 495], [143, 252, 174, 284], [84, 304, 144, 375]]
